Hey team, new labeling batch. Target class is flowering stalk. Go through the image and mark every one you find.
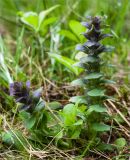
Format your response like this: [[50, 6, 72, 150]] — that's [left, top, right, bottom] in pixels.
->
[[73, 16, 113, 138]]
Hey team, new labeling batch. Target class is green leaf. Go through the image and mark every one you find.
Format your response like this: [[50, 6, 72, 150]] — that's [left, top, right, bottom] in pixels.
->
[[38, 5, 60, 31], [35, 101, 45, 111], [20, 12, 38, 31], [114, 138, 126, 150], [107, 64, 116, 68], [71, 128, 81, 139], [69, 96, 87, 104], [19, 111, 30, 120], [1, 131, 14, 146], [75, 51, 86, 60], [73, 119, 83, 126], [73, 62, 84, 68], [40, 17, 57, 29], [85, 73, 103, 80], [20, 5, 59, 32], [56, 130, 63, 139], [1, 130, 28, 150], [92, 123, 110, 132], [86, 105, 107, 115], [35, 98, 45, 111], [71, 78, 84, 86], [63, 104, 77, 126], [50, 53, 82, 75], [101, 79, 116, 84], [59, 30, 78, 42], [87, 89, 105, 97], [48, 101, 62, 110], [69, 20, 86, 40], [97, 143, 114, 151], [80, 56, 99, 63], [24, 115, 36, 129], [103, 45, 115, 52]]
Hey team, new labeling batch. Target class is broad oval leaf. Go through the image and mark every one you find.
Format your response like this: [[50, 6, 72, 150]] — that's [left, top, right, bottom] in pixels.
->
[[71, 78, 85, 86], [63, 104, 77, 126], [103, 45, 115, 52], [39, 17, 57, 31], [73, 119, 83, 126], [1, 130, 28, 150], [69, 96, 87, 104], [35, 98, 45, 111], [101, 79, 116, 84], [73, 62, 84, 69], [69, 20, 86, 41], [25, 115, 36, 129], [50, 53, 82, 75], [75, 51, 86, 60], [48, 101, 62, 110], [38, 5, 60, 30], [97, 143, 114, 151], [59, 30, 78, 42], [71, 129, 81, 139], [20, 5, 59, 32], [114, 138, 126, 149], [85, 73, 103, 80], [92, 123, 110, 132], [99, 33, 113, 40], [86, 105, 107, 115], [87, 89, 105, 97], [20, 12, 38, 31], [80, 56, 99, 63]]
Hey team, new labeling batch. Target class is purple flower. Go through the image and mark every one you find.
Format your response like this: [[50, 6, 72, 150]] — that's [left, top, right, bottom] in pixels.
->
[[78, 16, 113, 57], [9, 81, 42, 112]]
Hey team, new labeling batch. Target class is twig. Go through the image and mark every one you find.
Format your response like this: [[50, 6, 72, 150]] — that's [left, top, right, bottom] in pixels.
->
[[107, 99, 130, 128]]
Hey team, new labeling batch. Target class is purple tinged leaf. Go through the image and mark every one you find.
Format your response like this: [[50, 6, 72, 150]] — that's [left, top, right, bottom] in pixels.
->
[[84, 41, 100, 48], [32, 87, 43, 99], [76, 44, 89, 53], [102, 46, 114, 52], [19, 104, 32, 111], [9, 83, 14, 96], [86, 16, 92, 19], [85, 41, 96, 47], [15, 97, 25, 103], [9, 82, 22, 96], [95, 45, 106, 54], [76, 44, 85, 51], [81, 22, 91, 29], [83, 30, 100, 41], [99, 34, 113, 40], [26, 80, 31, 89]]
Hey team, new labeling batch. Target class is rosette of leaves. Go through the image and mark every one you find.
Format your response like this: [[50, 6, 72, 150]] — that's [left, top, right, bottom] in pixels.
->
[[70, 16, 114, 139]]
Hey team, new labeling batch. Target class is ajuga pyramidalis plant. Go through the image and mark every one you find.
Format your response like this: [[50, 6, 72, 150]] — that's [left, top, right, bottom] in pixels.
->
[[10, 81, 43, 113], [71, 16, 114, 148], [9, 81, 50, 143]]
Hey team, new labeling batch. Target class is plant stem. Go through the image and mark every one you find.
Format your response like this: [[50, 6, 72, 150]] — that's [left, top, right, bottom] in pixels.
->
[[82, 133, 96, 157]]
